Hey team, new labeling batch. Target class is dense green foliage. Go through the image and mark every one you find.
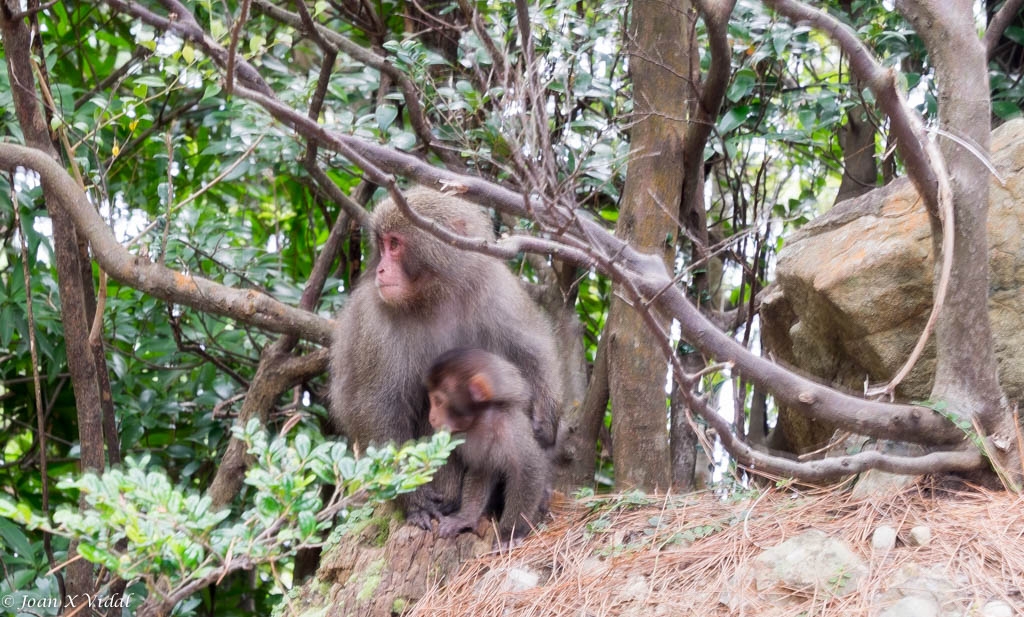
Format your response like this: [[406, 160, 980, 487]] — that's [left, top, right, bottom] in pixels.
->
[[0, 421, 457, 614]]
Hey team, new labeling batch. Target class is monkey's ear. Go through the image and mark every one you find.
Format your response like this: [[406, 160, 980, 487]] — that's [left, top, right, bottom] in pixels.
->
[[467, 373, 493, 403]]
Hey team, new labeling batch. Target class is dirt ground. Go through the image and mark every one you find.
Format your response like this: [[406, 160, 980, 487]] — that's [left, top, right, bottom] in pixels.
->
[[409, 480, 1024, 616]]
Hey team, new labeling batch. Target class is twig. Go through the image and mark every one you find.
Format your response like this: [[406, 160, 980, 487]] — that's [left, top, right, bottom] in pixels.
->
[[226, 0, 252, 94]]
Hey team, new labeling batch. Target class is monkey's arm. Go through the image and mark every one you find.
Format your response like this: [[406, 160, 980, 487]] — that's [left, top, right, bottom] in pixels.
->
[[436, 467, 492, 538]]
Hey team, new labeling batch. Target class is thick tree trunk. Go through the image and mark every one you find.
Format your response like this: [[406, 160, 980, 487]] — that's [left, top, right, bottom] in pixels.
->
[[835, 1, 878, 203], [293, 507, 491, 616], [1, 0, 114, 597], [606, 0, 691, 491], [531, 262, 593, 491], [835, 94, 878, 202], [899, 0, 1018, 477]]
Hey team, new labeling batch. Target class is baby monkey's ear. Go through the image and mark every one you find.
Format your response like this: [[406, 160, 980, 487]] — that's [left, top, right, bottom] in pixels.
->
[[467, 372, 494, 403]]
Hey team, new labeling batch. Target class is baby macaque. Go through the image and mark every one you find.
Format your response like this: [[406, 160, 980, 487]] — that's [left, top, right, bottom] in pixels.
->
[[425, 348, 552, 545]]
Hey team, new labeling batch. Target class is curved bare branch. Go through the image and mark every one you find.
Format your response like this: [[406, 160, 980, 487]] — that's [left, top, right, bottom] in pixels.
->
[[763, 0, 956, 400], [235, 82, 968, 450], [652, 285, 966, 445], [0, 143, 333, 345], [762, 0, 940, 213], [250, 0, 460, 168]]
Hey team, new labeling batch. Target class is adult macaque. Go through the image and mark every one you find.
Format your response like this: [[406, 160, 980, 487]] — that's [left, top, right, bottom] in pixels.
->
[[329, 187, 562, 527], [425, 348, 551, 544]]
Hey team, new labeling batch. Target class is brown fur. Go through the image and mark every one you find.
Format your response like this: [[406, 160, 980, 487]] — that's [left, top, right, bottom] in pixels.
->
[[329, 187, 562, 526], [425, 348, 551, 543]]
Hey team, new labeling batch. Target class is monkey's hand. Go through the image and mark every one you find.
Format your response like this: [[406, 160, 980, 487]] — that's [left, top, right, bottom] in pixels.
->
[[531, 416, 557, 449], [401, 491, 444, 530], [436, 515, 475, 538], [406, 507, 436, 530]]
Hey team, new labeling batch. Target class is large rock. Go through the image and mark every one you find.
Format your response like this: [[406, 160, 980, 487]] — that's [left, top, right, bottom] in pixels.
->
[[721, 529, 868, 611], [760, 119, 1024, 451]]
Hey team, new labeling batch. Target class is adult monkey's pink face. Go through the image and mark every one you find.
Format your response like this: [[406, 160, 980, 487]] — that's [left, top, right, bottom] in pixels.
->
[[374, 231, 414, 306]]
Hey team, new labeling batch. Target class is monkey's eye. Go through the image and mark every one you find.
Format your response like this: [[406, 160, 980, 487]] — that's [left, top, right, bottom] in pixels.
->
[[387, 235, 401, 252]]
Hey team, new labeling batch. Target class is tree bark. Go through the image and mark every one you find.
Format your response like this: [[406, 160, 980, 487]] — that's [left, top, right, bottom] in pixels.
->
[[671, 0, 735, 488], [559, 336, 610, 488], [293, 508, 491, 616], [606, 0, 691, 491], [835, 89, 878, 202], [527, 261, 593, 491], [207, 347, 329, 507], [834, 0, 878, 203], [898, 0, 1018, 476], [1, 0, 112, 597]]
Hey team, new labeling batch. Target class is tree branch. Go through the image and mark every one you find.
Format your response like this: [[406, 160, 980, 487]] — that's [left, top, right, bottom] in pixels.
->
[[652, 283, 966, 445], [2, 5, 105, 597], [77, 0, 981, 480], [762, 0, 941, 214], [233, 73, 974, 450], [250, 0, 461, 167], [764, 0, 957, 401], [234, 71, 980, 457], [104, 0, 271, 95], [0, 143, 333, 345], [687, 0, 735, 165], [984, 0, 1024, 58], [224, 0, 252, 95], [207, 177, 357, 506]]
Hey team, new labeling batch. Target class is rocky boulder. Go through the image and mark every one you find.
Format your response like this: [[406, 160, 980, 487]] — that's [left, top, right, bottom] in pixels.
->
[[760, 119, 1024, 451], [721, 529, 868, 611]]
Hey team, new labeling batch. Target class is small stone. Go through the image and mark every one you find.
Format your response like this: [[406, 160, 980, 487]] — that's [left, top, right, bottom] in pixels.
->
[[618, 574, 650, 602], [504, 566, 540, 592], [981, 600, 1013, 617], [879, 595, 939, 617], [475, 565, 541, 595], [751, 529, 867, 597], [872, 525, 898, 552], [907, 525, 931, 547]]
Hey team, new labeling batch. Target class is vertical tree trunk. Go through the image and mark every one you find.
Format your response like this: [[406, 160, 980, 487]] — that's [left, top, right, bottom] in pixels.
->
[[898, 1, 1013, 458], [1, 0, 112, 596], [834, 1, 878, 203], [835, 89, 878, 202], [607, 0, 691, 491]]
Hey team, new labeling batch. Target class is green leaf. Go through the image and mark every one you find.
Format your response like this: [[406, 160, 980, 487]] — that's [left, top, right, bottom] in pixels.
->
[[727, 69, 756, 102], [718, 105, 749, 134], [295, 433, 311, 459], [993, 100, 1022, 121], [1004, 25, 1024, 46], [376, 105, 398, 133], [0, 518, 34, 559], [298, 510, 317, 538]]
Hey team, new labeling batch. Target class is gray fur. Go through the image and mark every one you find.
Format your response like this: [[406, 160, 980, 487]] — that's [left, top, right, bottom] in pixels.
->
[[329, 187, 562, 524]]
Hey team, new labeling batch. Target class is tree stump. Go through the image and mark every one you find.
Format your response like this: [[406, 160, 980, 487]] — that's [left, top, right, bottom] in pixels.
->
[[292, 505, 492, 616]]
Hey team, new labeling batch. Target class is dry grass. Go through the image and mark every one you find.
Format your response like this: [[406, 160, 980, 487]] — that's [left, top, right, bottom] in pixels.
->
[[409, 480, 1024, 616]]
